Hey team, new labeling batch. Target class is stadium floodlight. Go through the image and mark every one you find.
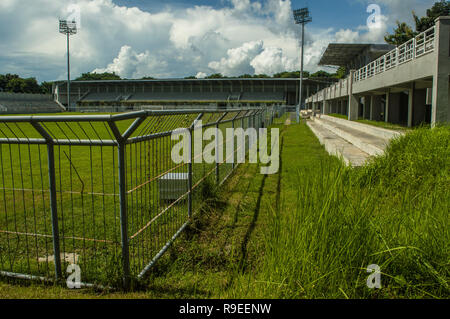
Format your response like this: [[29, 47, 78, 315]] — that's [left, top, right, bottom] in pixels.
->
[[293, 8, 312, 122], [59, 19, 77, 111]]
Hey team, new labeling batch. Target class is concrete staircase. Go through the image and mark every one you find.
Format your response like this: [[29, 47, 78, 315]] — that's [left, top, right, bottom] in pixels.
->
[[307, 114, 404, 167]]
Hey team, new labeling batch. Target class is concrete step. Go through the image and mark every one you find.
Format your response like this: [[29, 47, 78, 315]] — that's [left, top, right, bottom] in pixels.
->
[[320, 114, 403, 140], [306, 120, 370, 167], [312, 116, 389, 156]]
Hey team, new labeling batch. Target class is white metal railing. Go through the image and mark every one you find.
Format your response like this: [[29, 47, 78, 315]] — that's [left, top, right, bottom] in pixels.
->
[[353, 26, 436, 83], [306, 26, 437, 105]]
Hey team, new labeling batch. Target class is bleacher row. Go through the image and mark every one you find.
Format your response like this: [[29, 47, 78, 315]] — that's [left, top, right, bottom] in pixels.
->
[[81, 91, 285, 102], [0, 93, 62, 114]]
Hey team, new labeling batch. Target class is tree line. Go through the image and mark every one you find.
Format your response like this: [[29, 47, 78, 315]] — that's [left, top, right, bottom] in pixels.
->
[[384, 0, 449, 45], [0, 74, 53, 94]]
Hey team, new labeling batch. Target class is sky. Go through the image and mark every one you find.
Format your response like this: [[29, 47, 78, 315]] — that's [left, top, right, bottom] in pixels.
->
[[0, 0, 438, 82]]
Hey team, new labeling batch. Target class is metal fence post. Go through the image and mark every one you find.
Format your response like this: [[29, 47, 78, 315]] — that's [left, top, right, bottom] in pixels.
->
[[47, 143, 63, 280], [107, 120, 131, 290], [117, 141, 131, 290], [30, 122, 62, 280], [231, 117, 235, 170], [188, 125, 193, 218], [188, 113, 203, 218], [216, 113, 227, 184], [216, 121, 219, 184]]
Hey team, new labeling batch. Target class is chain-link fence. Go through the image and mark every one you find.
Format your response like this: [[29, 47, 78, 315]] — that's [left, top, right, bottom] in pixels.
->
[[0, 106, 282, 288]]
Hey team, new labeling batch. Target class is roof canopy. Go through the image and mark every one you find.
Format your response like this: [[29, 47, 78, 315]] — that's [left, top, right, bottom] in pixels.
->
[[318, 44, 395, 67]]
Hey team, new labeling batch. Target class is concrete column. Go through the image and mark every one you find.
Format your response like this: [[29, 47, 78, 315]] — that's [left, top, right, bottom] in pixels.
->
[[385, 89, 390, 123], [388, 92, 401, 124], [363, 96, 371, 120], [407, 83, 415, 128], [324, 100, 330, 115], [431, 17, 450, 127], [348, 70, 358, 121], [370, 95, 383, 121], [413, 88, 428, 126]]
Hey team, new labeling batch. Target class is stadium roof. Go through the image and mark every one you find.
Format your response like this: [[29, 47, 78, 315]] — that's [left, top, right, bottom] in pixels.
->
[[54, 77, 337, 85], [318, 44, 395, 67]]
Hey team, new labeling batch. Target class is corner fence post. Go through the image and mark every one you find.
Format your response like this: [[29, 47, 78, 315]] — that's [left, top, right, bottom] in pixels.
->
[[30, 121, 62, 281], [108, 115, 146, 290], [47, 143, 62, 280]]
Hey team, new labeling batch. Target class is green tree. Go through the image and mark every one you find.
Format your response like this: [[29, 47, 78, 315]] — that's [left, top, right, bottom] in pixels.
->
[[238, 74, 254, 78], [76, 72, 121, 81], [385, 1, 449, 45], [333, 67, 347, 79], [6, 78, 26, 93], [0, 74, 19, 91], [384, 21, 417, 45], [40, 81, 53, 94], [253, 74, 270, 78], [310, 70, 333, 78], [205, 73, 224, 79], [22, 77, 41, 93], [414, 0, 450, 32], [273, 71, 310, 78]]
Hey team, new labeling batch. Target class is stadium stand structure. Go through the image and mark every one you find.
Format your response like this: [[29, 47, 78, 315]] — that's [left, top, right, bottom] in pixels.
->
[[53, 78, 336, 111], [0, 93, 63, 114]]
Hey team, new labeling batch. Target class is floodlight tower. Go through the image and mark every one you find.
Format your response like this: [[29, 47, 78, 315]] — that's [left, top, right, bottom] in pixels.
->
[[59, 19, 77, 111], [293, 8, 312, 123]]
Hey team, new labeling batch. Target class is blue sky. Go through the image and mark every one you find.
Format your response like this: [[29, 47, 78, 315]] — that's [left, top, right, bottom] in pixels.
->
[[0, 0, 437, 82]]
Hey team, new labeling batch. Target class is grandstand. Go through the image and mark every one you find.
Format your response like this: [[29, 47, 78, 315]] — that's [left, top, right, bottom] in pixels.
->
[[53, 78, 335, 111], [0, 92, 63, 114]]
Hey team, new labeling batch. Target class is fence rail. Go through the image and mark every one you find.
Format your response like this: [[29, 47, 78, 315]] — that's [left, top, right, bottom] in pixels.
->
[[0, 106, 282, 288], [353, 26, 435, 83], [305, 26, 436, 105]]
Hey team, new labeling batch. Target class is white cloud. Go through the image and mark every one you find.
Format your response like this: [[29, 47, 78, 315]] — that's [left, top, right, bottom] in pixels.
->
[[251, 47, 296, 75], [0, 0, 438, 82], [196, 72, 207, 79], [208, 41, 264, 76], [92, 45, 168, 79]]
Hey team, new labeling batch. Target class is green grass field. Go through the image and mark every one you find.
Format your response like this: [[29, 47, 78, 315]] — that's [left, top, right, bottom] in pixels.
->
[[0, 114, 448, 298]]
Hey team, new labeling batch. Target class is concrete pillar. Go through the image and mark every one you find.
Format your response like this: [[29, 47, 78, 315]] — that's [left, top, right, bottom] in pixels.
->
[[413, 89, 428, 126], [324, 100, 330, 115], [385, 89, 390, 123], [363, 96, 371, 120], [407, 83, 415, 128], [348, 70, 358, 121], [431, 17, 450, 127], [388, 92, 402, 124], [370, 95, 383, 121]]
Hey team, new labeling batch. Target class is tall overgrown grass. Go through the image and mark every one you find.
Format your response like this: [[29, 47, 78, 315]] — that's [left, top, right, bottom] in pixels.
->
[[257, 126, 449, 298]]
